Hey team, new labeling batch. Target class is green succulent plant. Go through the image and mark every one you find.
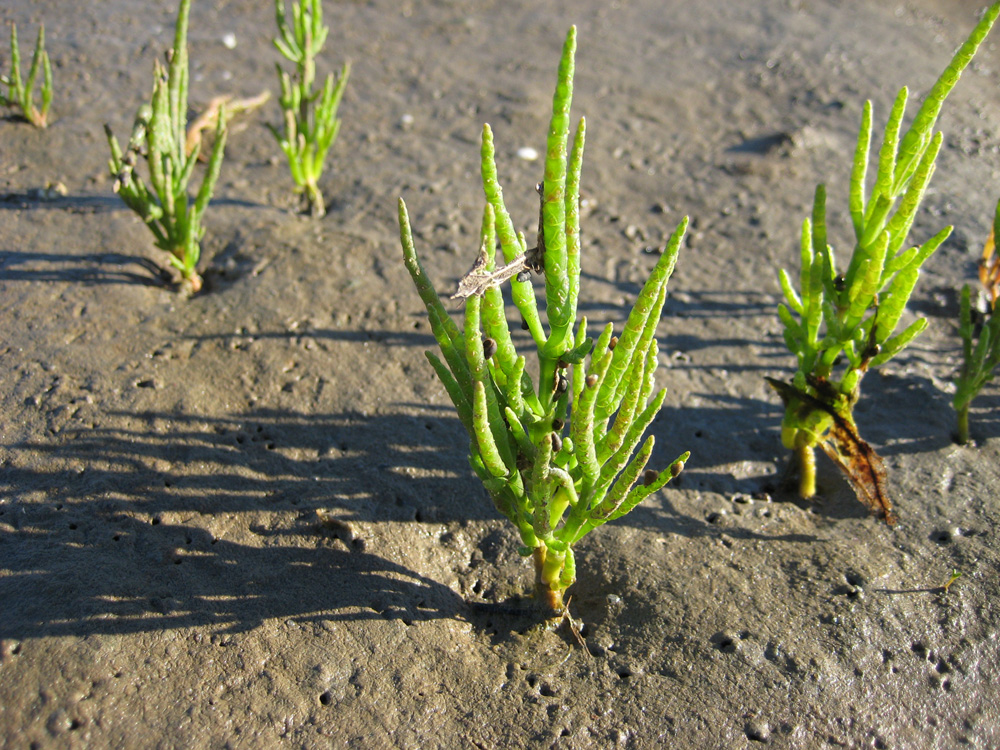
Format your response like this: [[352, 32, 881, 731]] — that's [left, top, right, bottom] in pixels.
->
[[399, 27, 688, 613], [953, 197, 1000, 445], [105, 0, 227, 293], [270, 0, 349, 218], [770, 3, 1000, 522], [1, 21, 53, 128]]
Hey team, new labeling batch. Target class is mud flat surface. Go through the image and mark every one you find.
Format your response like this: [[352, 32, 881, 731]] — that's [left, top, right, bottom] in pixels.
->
[[2, 0, 1000, 747]]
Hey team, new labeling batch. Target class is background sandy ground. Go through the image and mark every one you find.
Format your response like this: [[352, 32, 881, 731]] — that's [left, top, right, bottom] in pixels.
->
[[2, 0, 1000, 747]]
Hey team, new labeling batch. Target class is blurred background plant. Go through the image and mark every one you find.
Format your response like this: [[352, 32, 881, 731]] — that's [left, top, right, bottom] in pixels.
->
[[270, 0, 349, 218], [399, 27, 688, 615], [953, 197, 1000, 445], [105, 0, 227, 294], [770, 3, 999, 524], [1, 21, 52, 128]]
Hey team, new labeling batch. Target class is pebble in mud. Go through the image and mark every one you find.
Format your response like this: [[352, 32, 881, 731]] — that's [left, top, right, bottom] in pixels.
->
[[744, 720, 770, 742]]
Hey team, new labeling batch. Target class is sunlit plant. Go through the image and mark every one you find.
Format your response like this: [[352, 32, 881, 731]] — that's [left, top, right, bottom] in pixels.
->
[[1, 21, 53, 128], [105, 0, 227, 293], [399, 27, 688, 614], [270, 0, 349, 217], [953, 197, 1000, 445], [770, 3, 999, 523]]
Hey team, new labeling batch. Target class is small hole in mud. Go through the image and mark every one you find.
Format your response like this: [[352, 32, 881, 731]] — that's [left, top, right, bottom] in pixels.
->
[[266, 443, 276, 450], [164, 480, 172, 488], [694, 430, 704, 438], [414, 510, 423, 523], [706, 512, 722, 524], [69, 720, 82, 731], [539, 683, 556, 697], [616, 668, 632, 679], [151, 517, 161, 526], [319, 691, 333, 706], [68, 523, 77, 530], [845, 572, 866, 587], [526, 674, 538, 688], [560, 728, 570, 737], [911, 642, 928, 659], [112, 535, 121, 542], [173, 558, 182, 565], [932, 530, 952, 544]]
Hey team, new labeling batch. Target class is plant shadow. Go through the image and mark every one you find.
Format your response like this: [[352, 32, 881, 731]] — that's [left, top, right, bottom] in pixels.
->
[[0, 407, 504, 641], [0, 249, 167, 286]]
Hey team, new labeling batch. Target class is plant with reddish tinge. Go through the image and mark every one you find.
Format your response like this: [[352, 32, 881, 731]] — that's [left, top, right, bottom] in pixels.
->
[[770, 3, 999, 523], [954, 197, 1000, 445], [399, 27, 688, 614]]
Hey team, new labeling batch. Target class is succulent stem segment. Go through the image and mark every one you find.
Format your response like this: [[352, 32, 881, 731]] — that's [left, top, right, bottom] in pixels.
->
[[0, 22, 53, 128], [270, 0, 349, 218], [953, 198, 1000, 445], [105, 0, 227, 293], [772, 3, 999, 521], [399, 27, 688, 613]]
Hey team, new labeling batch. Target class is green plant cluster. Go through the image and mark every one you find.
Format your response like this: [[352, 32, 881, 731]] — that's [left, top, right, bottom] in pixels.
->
[[400, 28, 688, 612], [1, 21, 52, 128], [9, 0, 1000, 614], [270, 0, 350, 218], [104, 0, 227, 293], [771, 3, 1000, 517]]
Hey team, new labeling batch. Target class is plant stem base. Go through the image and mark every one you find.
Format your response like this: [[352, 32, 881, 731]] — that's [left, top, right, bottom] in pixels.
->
[[796, 444, 817, 499], [532, 547, 566, 614]]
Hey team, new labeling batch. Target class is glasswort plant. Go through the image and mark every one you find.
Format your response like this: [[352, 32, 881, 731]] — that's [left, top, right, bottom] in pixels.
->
[[953, 197, 1000, 445], [105, 0, 227, 293], [1, 22, 53, 128], [399, 27, 688, 614], [270, 0, 349, 218], [770, 3, 999, 522]]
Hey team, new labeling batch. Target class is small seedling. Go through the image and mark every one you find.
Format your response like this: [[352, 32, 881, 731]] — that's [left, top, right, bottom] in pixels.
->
[[105, 0, 227, 293], [399, 27, 688, 614], [270, 0, 349, 217], [1, 22, 53, 128], [953, 198, 1000, 444], [770, 4, 999, 523], [942, 568, 962, 594]]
